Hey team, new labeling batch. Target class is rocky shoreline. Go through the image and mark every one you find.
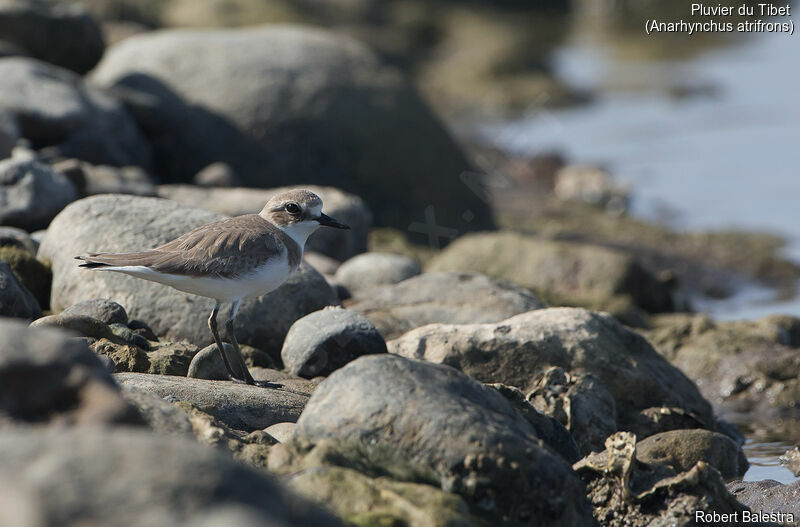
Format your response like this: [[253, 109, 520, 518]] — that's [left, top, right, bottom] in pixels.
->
[[1, 1, 799, 526]]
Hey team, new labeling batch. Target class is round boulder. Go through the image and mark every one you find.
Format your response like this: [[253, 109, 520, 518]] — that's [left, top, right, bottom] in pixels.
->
[[295, 354, 594, 526], [38, 194, 338, 358], [334, 252, 421, 295], [61, 298, 129, 326], [90, 25, 494, 235], [0, 156, 77, 231], [0, 57, 151, 168], [281, 306, 387, 378]]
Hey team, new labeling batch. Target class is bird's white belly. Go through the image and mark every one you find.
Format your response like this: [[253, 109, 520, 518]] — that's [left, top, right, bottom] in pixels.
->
[[100, 258, 294, 302]]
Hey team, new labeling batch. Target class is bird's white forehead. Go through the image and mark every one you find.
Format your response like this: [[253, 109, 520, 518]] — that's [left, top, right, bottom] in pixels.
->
[[307, 204, 322, 217]]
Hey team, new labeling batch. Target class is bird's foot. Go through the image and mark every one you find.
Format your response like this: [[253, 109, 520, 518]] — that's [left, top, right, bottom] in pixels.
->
[[227, 375, 282, 389]]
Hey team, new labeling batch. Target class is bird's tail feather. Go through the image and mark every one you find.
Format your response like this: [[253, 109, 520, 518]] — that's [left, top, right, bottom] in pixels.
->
[[75, 252, 156, 269]]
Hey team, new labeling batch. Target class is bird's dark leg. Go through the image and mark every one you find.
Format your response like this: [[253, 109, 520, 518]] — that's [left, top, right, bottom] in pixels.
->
[[224, 300, 256, 385], [208, 300, 242, 382]]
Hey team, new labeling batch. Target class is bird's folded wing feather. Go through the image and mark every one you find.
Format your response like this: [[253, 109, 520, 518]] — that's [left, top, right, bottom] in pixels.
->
[[79, 215, 291, 278]]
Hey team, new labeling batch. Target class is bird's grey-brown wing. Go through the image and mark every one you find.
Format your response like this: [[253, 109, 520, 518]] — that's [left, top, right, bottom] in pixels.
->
[[77, 215, 300, 277]]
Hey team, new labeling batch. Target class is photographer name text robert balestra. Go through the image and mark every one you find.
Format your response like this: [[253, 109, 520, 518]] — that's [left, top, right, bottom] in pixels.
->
[[696, 511, 795, 524]]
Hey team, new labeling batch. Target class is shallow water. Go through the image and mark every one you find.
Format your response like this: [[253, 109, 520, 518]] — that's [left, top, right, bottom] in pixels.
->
[[480, 15, 800, 482], [742, 439, 797, 484], [481, 23, 800, 320]]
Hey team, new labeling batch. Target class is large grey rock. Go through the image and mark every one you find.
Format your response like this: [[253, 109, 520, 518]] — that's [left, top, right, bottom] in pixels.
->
[[90, 25, 494, 235], [281, 306, 387, 378], [157, 184, 371, 261], [0, 0, 104, 74], [39, 194, 338, 357], [61, 298, 128, 325], [0, 58, 150, 167], [389, 308, 719, 441], [0, 427, 342, 527], [345, 272, 545, 340], [294, 354, 594, 526], [116, 373, 309, 432], [427, 231, 676, 314], [334, 252, 421, 295], [0, 318, 140, 426], [0, 261, 40, 319], [0, 157, 77, 231], [727, 480, 800, 521]]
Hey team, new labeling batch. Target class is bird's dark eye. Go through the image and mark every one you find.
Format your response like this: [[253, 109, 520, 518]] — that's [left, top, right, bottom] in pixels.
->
[[285, 202, 301, 215]]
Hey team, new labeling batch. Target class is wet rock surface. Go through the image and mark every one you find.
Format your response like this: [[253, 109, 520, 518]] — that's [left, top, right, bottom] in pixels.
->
[[345, 271, 545, 340], [281, 306, 387, 378], [295, 354, 595, 526]]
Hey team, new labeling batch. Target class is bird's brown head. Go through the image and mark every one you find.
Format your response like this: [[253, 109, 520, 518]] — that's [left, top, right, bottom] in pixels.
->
[[260, 189, 349, 244]]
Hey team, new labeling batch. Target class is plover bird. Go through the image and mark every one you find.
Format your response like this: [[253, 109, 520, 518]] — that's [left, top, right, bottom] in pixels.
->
[[76, 189, 349, 385]]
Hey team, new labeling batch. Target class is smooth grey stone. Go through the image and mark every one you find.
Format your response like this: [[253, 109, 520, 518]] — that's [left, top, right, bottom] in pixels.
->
[[115, 372, 309, 432], [90, 26, 494, 236], [334, 252, 421, 295], [281, 306, 387, 378]]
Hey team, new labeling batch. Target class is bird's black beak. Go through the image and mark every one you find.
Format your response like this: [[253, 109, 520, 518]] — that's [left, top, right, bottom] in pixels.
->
[[317, 213, 350, 230]]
